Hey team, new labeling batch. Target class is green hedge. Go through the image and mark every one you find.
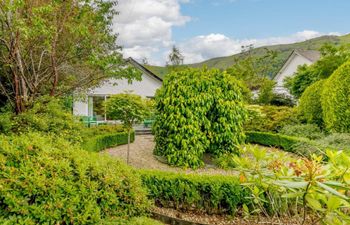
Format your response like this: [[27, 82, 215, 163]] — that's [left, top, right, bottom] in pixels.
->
[[0, 133, 150, 224], [245, 131, 323, 157], [82, 131, 135, 152], [140, 170, 251, 215]]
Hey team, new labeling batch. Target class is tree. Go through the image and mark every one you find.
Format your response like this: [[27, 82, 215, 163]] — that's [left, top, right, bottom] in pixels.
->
[[167, 45, 184, 66], [257, 78, 276, 105], [0, 0, 140, 113], [226, 46, 278, 90], [284, 44, 350, 98], [105, 93, 150, 164]]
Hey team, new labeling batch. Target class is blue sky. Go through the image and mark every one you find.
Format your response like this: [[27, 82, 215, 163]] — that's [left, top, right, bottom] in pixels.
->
[[115, 0, 349, 65]]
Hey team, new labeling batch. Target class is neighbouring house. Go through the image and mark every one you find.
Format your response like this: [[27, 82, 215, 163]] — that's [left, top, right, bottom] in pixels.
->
[[73, 57, 163, 121], [273, 49, 321, 96]]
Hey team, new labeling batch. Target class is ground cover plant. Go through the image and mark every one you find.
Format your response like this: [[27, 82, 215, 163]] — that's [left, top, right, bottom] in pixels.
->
[[0, 133, 151, 224], [153, 68, 247, 168]]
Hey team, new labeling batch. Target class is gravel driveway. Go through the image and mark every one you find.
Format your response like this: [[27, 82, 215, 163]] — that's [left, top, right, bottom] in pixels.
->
[[105, 135, 239, 175]]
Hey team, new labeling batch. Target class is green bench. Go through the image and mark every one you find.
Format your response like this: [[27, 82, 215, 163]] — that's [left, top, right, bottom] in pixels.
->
[[143, 119, 155, 128]]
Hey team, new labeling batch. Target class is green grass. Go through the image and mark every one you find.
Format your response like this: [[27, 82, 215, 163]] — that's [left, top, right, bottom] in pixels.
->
[[147, 34, 350, 79]]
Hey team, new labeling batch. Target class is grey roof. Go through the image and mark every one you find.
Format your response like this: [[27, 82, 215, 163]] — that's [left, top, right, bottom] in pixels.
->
[[126, 57, 163, 82], [295, 49, 321, 62]]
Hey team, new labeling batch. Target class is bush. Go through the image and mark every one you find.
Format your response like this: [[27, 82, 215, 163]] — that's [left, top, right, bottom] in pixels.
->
[[140, 170, 251, 215], [82, 130, 135, 152], [0, 133, 150, 224], [269, 93, 295, 107], [153, 68, 247, 168], [316, 133, 350, 152], [321, 60, 350, 132], [279, 124, 324, 140], [244, 105, 299, 132], [298, 80, 325, 127], [245, 131, 322, 157], [11, 97, 85, 143]]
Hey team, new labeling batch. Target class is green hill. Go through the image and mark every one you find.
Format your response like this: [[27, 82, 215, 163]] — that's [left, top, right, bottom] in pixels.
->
[[146, 34, 350, 79]]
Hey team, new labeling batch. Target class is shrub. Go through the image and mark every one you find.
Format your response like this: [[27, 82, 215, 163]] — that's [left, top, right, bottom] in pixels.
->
[[11, 97, 85, 143], [321, 60, 350, 132], [245, 131, 322, 157], [153, 68, 247, 168], [316, 133, 350, 152], [279, 124, 324, 140], [257, 79, 275, 105], [140, 170, 251, 215], [0, 133, 150, 224], [298, 80, 325, 127], [244, 105, 299, 132], [81, 130, 135, 152]]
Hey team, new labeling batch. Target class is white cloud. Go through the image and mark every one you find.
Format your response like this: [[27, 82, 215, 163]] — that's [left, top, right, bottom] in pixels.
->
[[180, 30, 342, 64], [114, 0, 190, 63]]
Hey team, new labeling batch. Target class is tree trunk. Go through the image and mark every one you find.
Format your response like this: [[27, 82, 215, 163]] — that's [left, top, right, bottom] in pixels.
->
[[127, 129, 131, 165]]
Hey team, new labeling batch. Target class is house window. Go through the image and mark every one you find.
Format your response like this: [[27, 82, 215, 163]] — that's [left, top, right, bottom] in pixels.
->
[[88, 95, 106, 121]]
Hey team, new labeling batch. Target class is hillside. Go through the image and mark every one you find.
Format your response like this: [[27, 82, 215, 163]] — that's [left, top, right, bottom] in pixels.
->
[[146, 34, 350, 79]]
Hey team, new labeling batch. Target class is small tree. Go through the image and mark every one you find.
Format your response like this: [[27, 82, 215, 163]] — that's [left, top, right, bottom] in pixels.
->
[[105, 93, 150, 164]]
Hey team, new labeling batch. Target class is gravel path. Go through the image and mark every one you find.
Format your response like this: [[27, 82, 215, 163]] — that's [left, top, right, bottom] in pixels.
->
[[105, 135, 239, 175]]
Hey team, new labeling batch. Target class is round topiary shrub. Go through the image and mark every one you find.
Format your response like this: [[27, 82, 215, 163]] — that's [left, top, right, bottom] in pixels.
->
[[298, 79, 326, 127], [321, 61, 350, 132], [0, 133, 150, 224], [153, 68, 247, 168]]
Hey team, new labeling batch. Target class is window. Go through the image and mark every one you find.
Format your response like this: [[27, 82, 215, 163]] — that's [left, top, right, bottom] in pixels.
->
[[88, 96, 106, 121]]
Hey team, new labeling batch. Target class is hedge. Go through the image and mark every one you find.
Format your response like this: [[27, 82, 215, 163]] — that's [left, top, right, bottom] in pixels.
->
[[0, 133, 150, 224], [321, 60, 350, 133], [140, 170, 251, 215], [245, 131, 324, 157], [81, 131, 135, 152]]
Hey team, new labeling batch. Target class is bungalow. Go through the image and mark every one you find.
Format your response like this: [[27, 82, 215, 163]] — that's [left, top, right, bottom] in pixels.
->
[[273, 49, 321, 96], [73, 57, 163, 122]]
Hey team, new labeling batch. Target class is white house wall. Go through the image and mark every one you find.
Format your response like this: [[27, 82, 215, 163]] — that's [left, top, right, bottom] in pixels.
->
[[274, 54, 313, 95], [73, 73, 162, 116]]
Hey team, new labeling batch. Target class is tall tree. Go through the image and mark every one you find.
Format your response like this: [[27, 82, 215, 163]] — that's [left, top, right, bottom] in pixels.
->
[[0, 0, 140, 113], [167, 45, 184, 66]]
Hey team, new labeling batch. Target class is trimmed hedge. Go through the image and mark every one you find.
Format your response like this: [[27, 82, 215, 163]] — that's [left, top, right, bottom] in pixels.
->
[[81, 131, 135, 152], [298, 80, 325, 127], [245, 131, 323, 157], [140, 170, 251, 215], [321, 60, 350, 132]]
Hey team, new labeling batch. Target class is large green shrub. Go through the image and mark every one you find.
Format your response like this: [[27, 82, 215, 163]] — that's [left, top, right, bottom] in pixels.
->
[[316, 133, 350, 152], [322, 60, 350, 132], [140, 170, 251, 214], [0, 133, 150, 224], [153, 68, 247, 168], [244, 105, 298, 132], [11, 97, 85, 143], [298, 80, 325, 127]]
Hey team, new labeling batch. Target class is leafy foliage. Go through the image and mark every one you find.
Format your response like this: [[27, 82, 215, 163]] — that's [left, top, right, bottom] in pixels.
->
[[285, 44, 350, 98], [280, 124, 325, 140], [0, 133, 150, 224], [153, 68, 247, 168], [244, 105, 299, 132], [257, 79, 276, 105], [316, 133, 350, 153], [0, 0, 140, 113], [321, 60, 350, 132], [298, 80, 326, 127], [224, 145, 350, 224], [2, 97, 85, 143], [105, 93, 150, 129]]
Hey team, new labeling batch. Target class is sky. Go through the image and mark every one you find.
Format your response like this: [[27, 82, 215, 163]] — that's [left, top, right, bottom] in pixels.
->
[[114, 0, 350, 65]]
